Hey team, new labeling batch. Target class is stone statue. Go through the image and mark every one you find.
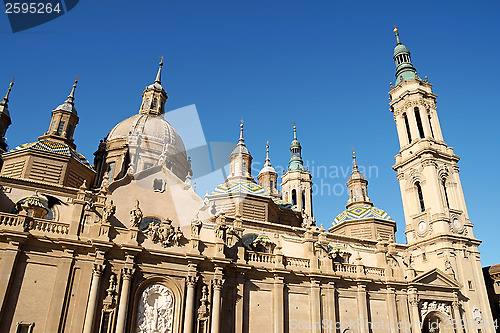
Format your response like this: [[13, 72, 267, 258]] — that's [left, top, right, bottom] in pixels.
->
[[445, 256, 456, 279], [191, 219, 202, 238], [130, 200, 143, 228], [101, 199, 116, 223]]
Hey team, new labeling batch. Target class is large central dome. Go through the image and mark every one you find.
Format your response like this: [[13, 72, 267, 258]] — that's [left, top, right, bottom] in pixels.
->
[[107, 113, 186, 154], [94, 60, 192, 184]]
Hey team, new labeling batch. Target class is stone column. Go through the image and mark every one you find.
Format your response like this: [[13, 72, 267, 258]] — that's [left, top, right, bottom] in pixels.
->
[[235, 272, 245, 333], [184, 274, 198, 333], [311, 279, 322, 333], [408, 288, 421, 333], [326, 282, 337, 333], [274, 275, 285, 333], [386, 287, 398, 333], [115, 266, 135, 333], [356, 283, 369, 333], [44, 250, 74, 332], [210, 269, 224, 333], [452, 300, 464, 333], [83, 262, 105, 333], [395, 113, 409, 147], [0, 240, 21, 316], [406, 107, 421, 141]]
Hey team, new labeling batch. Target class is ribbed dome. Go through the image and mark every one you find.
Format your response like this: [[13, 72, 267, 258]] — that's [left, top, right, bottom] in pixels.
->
[[393, 43, 410, 57], [258, 165, 276, 175], [107, 114, 186, 154]]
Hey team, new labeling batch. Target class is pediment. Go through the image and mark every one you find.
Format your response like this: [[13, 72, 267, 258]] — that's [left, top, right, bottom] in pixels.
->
[[410, 268, 461, 289]]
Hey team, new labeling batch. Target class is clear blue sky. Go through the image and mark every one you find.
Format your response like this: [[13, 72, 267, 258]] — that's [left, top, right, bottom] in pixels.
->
[[1, 1, 499, 266]]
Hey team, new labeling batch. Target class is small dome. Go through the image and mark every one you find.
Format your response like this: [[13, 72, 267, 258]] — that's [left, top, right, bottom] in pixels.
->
[[348, 169, 366, 182], [394, 43, 410, 57], [107, 114, 186, 154], [54, 100, 77, 115], [258, 164, 276, 175], [231, 144, 250, 156], [334, 205, 392, 225]]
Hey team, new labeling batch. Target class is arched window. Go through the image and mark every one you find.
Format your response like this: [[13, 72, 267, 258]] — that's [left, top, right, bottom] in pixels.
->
[[442, 179, 450, 209], [414, 107, 425, 138], [152, 98, 158, 109], [144, 97, 150, 108], [291, 189, 297, 206], [416, 181, 425, 212], [403, 112, 412, 143]]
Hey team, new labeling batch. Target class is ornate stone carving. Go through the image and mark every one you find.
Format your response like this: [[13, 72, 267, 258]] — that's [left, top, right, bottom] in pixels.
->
[[144, 218, 184, 247], [122, 267, 135, 279], [130, 200, 143, 228], [420, 301, 451, 317], [212, 278, 224, 291], [191, 219, 202, 238], [186, 275, 198, 288], [101, 199, 116, 223], [103, 274, 117, 309], [136, 284, 174, 333], [93, 263, 105, 276], [444, 256, 456, 279], [214, 214, 227, 242], [197, 285, 210, 321], [472, 306, 482, 324]]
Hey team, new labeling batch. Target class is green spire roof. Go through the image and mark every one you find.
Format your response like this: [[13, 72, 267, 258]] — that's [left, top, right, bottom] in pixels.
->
[[393, 27, 418, 85], [288, 126, 305, 171]]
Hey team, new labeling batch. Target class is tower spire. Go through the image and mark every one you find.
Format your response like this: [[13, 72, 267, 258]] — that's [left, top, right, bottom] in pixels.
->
[[393, 25, 401, 44], [352, 147, 358, 170], [288, 125, 305, 171], [239, 121, 245, 144], [346, 150, 371, 208], [2, 78, 14, 104], [264, 141, 271, 166], [66, 77, 78, 105], [392, 27, 418, 85], [155, 56, 164, 84]]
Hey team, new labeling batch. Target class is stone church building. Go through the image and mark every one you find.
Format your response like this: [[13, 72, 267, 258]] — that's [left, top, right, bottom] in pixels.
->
[[0, 29, 495, 333]]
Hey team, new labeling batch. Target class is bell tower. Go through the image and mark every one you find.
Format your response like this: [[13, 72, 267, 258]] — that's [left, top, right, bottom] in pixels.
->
[[281, 126, 313, 218], [0, 79, 14, 154], [390, 27, 494, 330], [139, 57, 168, 116], [38, 79, 80, 149]]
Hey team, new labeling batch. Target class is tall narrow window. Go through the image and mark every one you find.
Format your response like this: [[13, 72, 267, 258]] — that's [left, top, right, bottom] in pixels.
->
[[428, 115, 435, 138], [152, 98, 158, 109], [442, 179, 450, 209], [416, 181, 425, 212], [144, 97, 150, 108], [57, 121, 66, 135], [66, 124, 73, 138], [302, 191, 306, 209], [292, 189, 297, 206], [403, 113, 412, 143], [414, 107, 425, 138]]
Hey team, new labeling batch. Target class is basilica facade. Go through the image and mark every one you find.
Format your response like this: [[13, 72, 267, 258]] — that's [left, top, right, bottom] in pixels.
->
[[0, 29, 495, 333]]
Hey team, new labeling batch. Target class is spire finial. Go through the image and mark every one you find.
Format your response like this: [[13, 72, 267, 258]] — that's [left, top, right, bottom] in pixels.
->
[[155, 55, 164, 84], [352, 147, 358, 170], [393, 24, 401, 44], [66, 77, 78, 104], [239, 120, 244, 144], [3, 78, 14, 102], [264, 141, 271, 166], [293, 125, 297, 139]]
